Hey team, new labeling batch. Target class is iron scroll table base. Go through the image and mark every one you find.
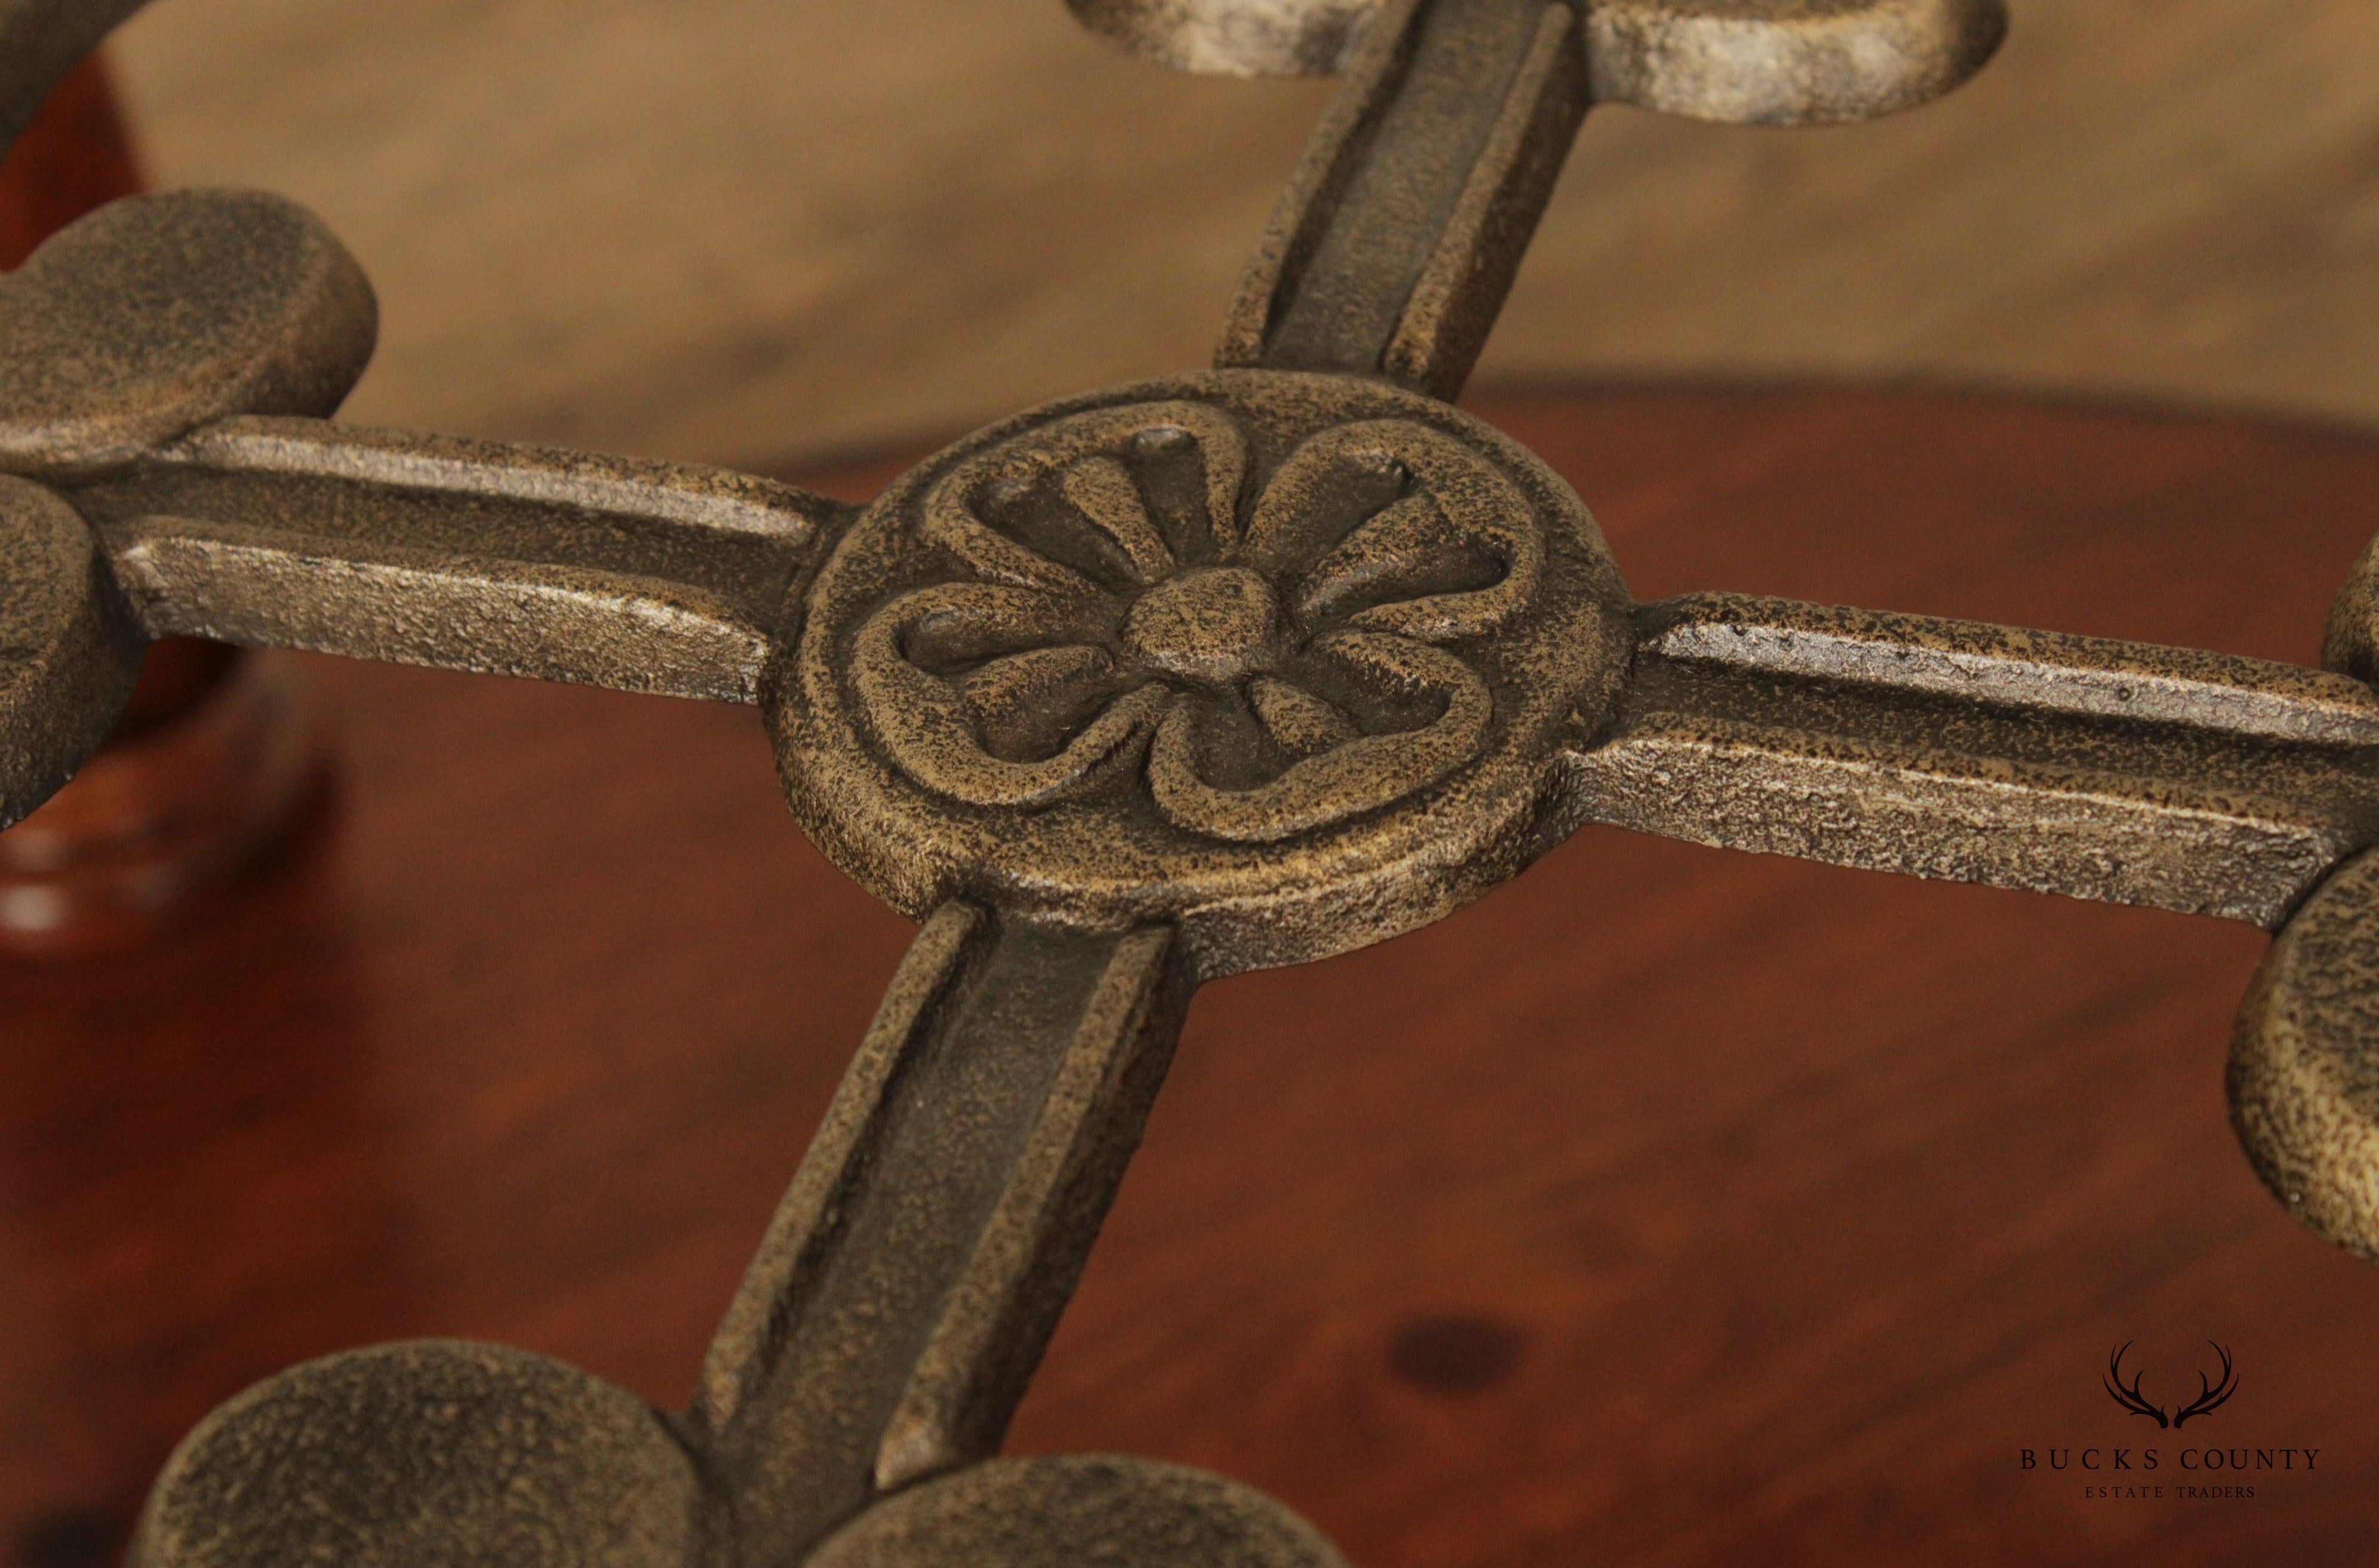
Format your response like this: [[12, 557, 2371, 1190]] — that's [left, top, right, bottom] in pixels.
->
[[2, 1, 2377, 1563]]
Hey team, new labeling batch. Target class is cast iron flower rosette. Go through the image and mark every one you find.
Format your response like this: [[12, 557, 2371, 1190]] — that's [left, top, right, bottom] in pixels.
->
[[776, 370, 1631, 976]]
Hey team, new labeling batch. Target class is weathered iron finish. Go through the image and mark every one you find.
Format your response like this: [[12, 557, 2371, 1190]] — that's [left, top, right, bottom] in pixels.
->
[[774, 367, 1631, 975], [4, 0, 2375, 1561], [136, 903, 1197, 1566], [801, 1457, 1349, 1568], [1216, 0, 1591, 399], [695, 908, 1191, 1552], [0, 187, 374, 471], [73, 416, 831, 703], [0, 473, 143, 827], [1576, 594, 2379, 928], [2232, 847, 2379, 1266], [1071, 0, 2008, 126], [1209, 0, 2005, 397]]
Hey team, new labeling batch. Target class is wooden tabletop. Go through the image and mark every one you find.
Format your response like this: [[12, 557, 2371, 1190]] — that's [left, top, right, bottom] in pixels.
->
[[5, 386, 2377, 1568]]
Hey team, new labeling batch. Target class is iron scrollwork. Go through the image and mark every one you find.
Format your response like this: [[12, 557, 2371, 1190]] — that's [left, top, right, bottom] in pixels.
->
[[5, 0, 2377, 1564]]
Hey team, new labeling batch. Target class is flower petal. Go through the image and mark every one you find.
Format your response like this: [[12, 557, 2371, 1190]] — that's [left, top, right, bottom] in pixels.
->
[[1238, 422, 1406, 582], [1247, 675, 1358, 758], [1185, 416, 1250, 558], [1293, 493, 1459, 625], [960, 643, 1129, 763], [1148, 631, 1490, 842], [890, 585, 1104, 675], [854, 582, 1169, 808], [1243, 419, 1541, 642], [1061, 455, 1176, 585], [924, 402, 1246, 595]]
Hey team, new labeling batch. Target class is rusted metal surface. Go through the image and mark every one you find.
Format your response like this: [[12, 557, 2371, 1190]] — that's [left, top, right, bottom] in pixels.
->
[[8, 0, 2377, 1561]]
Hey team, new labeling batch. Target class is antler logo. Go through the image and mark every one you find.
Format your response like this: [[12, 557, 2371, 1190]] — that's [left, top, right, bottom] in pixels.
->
[[2103, 1342, 2239, 1429]]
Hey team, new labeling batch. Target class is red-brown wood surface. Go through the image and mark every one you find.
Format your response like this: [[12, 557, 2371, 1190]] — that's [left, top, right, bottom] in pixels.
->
[[6, 388, 2378, 1567], [0, 56, 294, 963], [0, 55, 139, 268]]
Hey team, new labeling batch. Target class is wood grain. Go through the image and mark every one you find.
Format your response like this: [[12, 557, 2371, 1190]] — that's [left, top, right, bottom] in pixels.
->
[[97, 1, 2379, 471], [4, 388, 2378, 1566]]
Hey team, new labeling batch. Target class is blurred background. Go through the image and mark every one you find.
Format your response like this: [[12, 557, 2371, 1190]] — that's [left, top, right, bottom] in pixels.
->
[[98, 0, 2379, 466]]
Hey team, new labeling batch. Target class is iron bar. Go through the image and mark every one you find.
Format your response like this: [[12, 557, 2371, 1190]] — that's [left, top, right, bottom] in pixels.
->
[[1218, 0, 1588, 399], [1566, 594, 2379, 927], [692, 905, 1191, 1560], [67, 417, 838, 703]]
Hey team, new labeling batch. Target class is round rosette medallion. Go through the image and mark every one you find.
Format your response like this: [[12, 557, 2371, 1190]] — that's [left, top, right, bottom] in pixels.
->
[[772, 371, 1631, 974]]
